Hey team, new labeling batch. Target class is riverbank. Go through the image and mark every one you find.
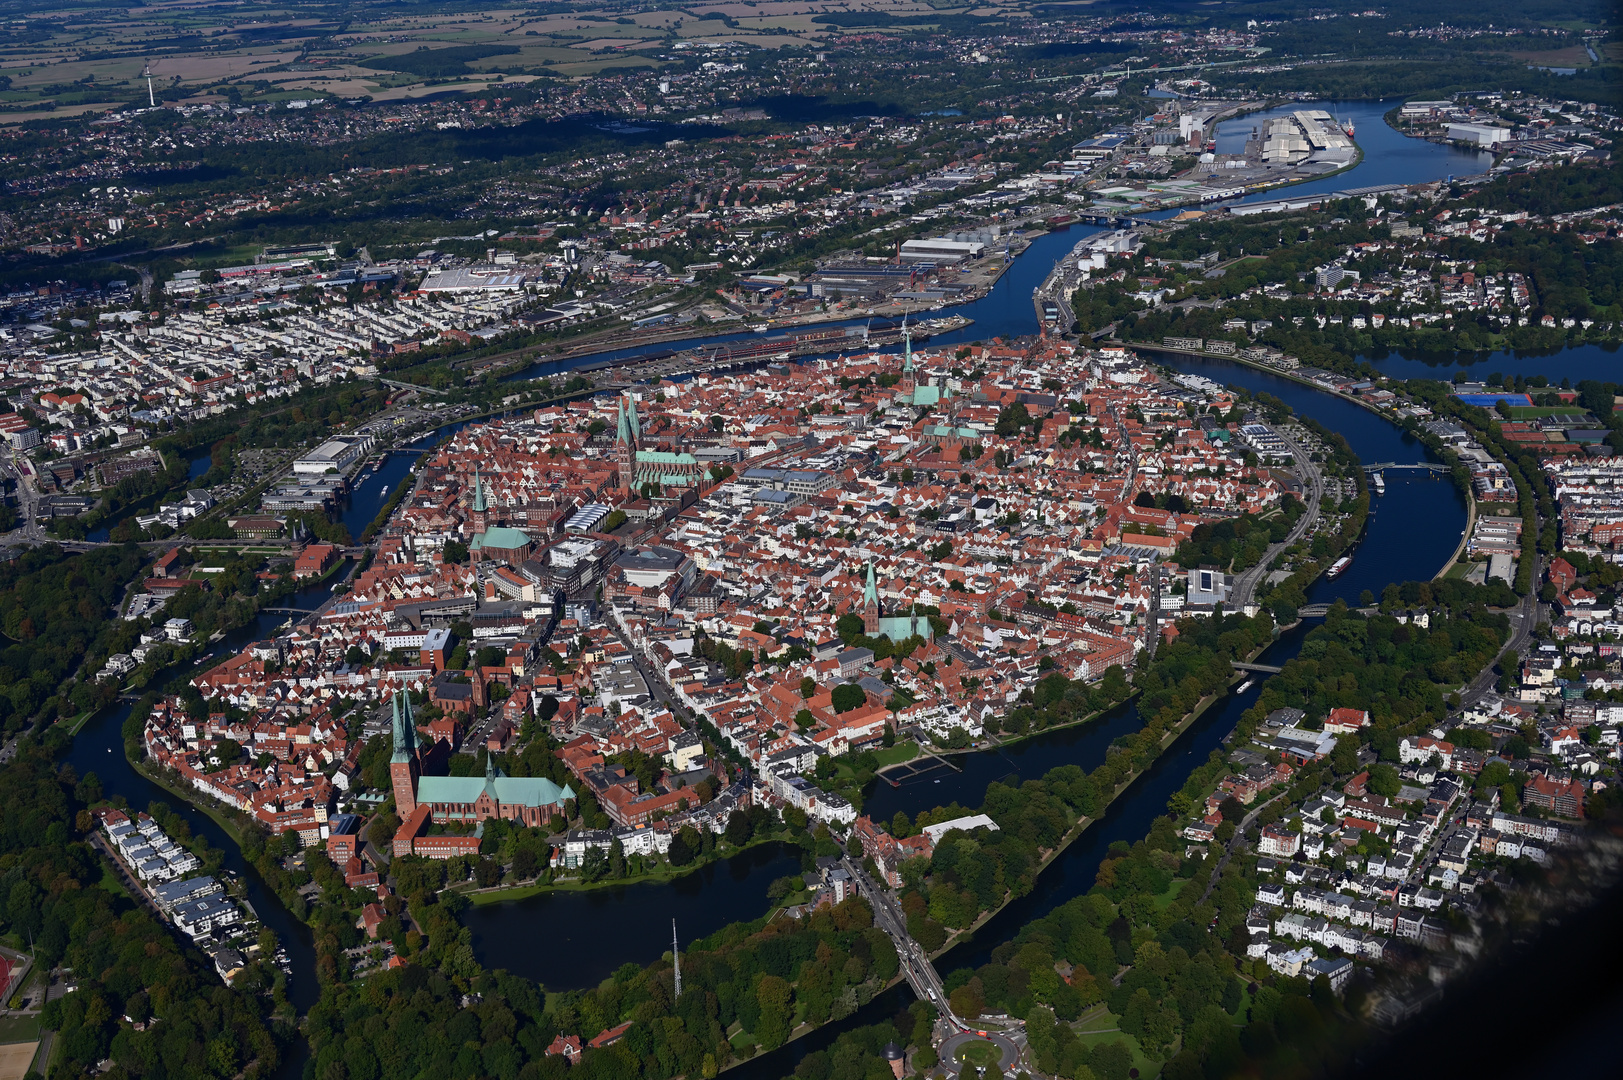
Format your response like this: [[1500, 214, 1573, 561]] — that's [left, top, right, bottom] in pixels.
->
[[723, 660, 1258, 1074], [457, 834, 794, 907], [932, 678, 1234, 956], [1438, 489, 1477, 580], [875, 691, 1145, 785]]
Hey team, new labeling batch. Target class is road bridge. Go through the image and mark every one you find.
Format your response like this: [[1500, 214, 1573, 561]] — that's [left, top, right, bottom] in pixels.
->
[[844, 856, 958, 1021], [1362, 462, 1448, 473], [1231, 661, 1284, 674], [375, 377, 446, 397]]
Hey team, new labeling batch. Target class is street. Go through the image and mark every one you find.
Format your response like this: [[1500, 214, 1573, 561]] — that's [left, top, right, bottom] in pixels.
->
[[1228, 423, 1325, 612]]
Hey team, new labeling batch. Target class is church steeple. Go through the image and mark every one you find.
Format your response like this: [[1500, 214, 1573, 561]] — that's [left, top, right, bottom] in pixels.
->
[[616, 393, 639, 490], [470, 467, 489, 532], [861, 561, 880, 636], [901, 317, 914, 386], [389, 688, 420, 818]]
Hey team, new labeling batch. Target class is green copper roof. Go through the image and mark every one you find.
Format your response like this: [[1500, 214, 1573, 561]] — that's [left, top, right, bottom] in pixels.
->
[[636, 450, 698, 465], [389, 688, 417, 763], [472, 468, 487, 513], [416, 768, 576, 809], [471, 526, 532, 550]]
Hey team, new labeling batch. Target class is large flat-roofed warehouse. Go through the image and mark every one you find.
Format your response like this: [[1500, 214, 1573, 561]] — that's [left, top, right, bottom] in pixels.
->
[[898, 238, 985, 264], [292, 434, 374, 476]]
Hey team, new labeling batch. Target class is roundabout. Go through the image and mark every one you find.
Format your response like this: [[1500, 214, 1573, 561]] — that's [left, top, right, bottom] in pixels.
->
[[939, 1030, 1022, 1076]]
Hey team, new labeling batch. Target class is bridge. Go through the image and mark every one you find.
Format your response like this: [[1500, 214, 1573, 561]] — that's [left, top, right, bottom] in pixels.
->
[[1231, 661, 1284, 674], [1296, 604, 1381, 618], [375, 377, 446, 397], [1362, 462, 1448, 473], [258, 607, 320, 616], [844, 855, 958, 1023]]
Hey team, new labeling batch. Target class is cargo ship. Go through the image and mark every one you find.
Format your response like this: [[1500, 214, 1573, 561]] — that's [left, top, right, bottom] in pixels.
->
[[1326, 556, 1353, 578]]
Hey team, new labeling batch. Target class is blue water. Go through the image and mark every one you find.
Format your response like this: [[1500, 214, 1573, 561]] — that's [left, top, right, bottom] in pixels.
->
[[1212, 99, 1493, 200], [68, 575, 346, 1017], [188, 450, 212, 483], [1364, 341, 1623, 384]]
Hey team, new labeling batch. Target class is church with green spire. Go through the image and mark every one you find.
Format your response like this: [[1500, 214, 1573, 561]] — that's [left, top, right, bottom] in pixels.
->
[[466, 465, 534, 564], [616, 392, 702, 493], [861, 560, 934, 642], [899, 319, 950, 409]]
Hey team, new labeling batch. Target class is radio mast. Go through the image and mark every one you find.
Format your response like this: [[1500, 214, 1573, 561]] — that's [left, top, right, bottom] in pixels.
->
[[142, 62, 155, 108], [672, 920, 682, 997]]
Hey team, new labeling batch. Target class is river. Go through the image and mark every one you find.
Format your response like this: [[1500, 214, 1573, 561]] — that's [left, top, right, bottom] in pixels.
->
[[59, 97, 1593, 1072], [64, 573, 347, 1018]]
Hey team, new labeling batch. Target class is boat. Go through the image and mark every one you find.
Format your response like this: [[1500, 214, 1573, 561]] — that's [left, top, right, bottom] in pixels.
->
[[1327, 556, 1353, 578], [1371, 472, 1386, 495], [1236, 679, 1254, 694]]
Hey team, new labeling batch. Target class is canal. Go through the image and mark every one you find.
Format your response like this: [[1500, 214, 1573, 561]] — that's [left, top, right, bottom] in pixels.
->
[[59, 95, 1606, 1072], [65, 572, 348, 1018], [721, 338, 1478, 1080]]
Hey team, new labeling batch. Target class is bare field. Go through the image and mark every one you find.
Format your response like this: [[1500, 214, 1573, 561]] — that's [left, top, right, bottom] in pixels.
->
[[0, 1041, 39, 1080], [0, 0, 1025, 107]]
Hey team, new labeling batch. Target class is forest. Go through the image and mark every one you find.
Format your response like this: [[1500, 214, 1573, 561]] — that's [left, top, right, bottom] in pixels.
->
[[0, 737, 283, 1079], [0, 543, 146, 740], [1235, 589, 1511, 751]]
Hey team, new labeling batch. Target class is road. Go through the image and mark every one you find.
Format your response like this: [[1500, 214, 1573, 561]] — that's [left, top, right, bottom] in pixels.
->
[[1228, 422, 1325, 612], [1198, 789, 1290, 905], [841, 855, 956, 1020], [1459, 571, 1543, 709]]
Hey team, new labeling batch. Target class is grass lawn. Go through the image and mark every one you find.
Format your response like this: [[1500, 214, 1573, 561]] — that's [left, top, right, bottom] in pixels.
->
[[1074, 1006, 1119, 1036], [955, 1039, 1002, 1067], [96, 860, 130, 899], [1505, 407, 1588, 420], [1151, 878, 1186, 910], [1074, 1021, 1162, 1079], [1445, 561, 1473, 579], [0, 1015, 41, 1044], [872, 742, 919, 768]]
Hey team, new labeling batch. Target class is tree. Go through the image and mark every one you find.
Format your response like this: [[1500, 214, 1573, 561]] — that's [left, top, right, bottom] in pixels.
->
[[368, 811, 399, 848], [1368, 762, 1401, 798], [669, 826, 700, 866], [830, 683, 866, 714], [725, 809, 753, 847], [800, 676, 817, 698], [1330, 734, 1360, 775], [442, 539, 469, 564]]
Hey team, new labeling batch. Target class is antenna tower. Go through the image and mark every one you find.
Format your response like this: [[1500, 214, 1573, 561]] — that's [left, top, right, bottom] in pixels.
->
[[672, 920, 682, 997], [142, 62, 155, 108]]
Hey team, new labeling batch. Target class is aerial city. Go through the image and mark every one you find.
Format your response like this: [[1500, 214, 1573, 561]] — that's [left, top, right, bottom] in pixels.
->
[[0, 0, 1618, 1078]]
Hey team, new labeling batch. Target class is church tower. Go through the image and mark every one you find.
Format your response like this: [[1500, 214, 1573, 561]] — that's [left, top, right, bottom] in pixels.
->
[[900, 317, 916, 394], [861, 561, 881, 637], [389, 689, 421, 818], [616, 395, 640, 490], [470, 468, 489, 534]]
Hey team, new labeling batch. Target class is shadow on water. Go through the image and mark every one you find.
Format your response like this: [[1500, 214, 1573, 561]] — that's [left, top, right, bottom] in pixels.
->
[[464, 842, 807, 991]]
